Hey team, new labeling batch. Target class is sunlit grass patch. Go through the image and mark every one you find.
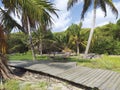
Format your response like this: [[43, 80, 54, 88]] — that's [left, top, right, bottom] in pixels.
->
[[74, 55, 120, 72], [93, 55, 120, 71], [8, 51, 50, 61]]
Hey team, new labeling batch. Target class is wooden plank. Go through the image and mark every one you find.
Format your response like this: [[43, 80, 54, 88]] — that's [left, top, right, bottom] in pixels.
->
[[80, 69, 104, 86], [29, 65, 52, 72], [43, 68, 65, 75], [73, 69, 100, 84], [48, 63, 75, 70], [24, 62, 74, 76], [38, 66, 53, 71], [61, 67, 92, 80], [94, 71, 114, 88], [115, 77, 120, 90], [65, 68, 93, 81], [85, 69, 109, 87], [26, 64, 47, 68], [57, 66, 84, 77], [10, 61, 120, 90], [107, 74, 120, 90], [101, 73, 120, 90], [71, 69, 95, 83]]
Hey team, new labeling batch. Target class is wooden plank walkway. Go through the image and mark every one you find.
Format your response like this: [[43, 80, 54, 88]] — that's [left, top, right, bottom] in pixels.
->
[[9, 60, 120, 90]]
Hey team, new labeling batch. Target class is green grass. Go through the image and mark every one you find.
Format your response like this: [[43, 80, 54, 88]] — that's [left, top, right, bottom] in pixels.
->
[[0, 80, 20, 90], [8, 52, 120, 72], [0, 79, 49, 90], [69, 55, 120, 72], [8, 51, 50, 61]]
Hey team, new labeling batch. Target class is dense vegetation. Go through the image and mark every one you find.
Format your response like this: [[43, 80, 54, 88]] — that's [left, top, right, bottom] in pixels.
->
[[8, 19, 120, 55]]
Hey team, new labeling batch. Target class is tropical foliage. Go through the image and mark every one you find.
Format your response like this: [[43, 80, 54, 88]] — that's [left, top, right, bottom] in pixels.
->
[[32, 28, 54, 55], [8, 19, 120, 55], [67, 0, 118, 56], [65, 23, 86, 55], [7, 32, 28, 54]]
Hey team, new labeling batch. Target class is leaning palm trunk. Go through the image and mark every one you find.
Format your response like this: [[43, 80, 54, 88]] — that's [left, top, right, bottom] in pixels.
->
[[0, 26, 12, 79], [27, 17, 36, 60], [84, 7, 96, 58]]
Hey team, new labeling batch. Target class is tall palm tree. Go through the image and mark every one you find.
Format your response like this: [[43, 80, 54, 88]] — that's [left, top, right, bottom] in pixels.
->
[[0, 25, 12, 79], [1, 0, 58, 60], [67, 0, 118, 57], [0, 0, 58, 79]]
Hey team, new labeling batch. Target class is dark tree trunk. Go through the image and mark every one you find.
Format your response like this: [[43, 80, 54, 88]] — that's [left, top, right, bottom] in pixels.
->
[[0, 26, 12, 80], [0, 55, 12, 80]]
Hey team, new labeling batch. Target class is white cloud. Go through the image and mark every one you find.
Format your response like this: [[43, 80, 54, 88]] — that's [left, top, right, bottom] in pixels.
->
[[52, 0, 72, 32], [51, 0, 83, 32], [54, 0, 68, 10], [82, 1, 120, 28], [52, 0, 120, 32], [52, 11, 71, 32]]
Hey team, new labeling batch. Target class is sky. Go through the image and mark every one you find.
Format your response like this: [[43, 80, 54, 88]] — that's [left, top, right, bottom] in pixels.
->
[[0, 0, 120, 32], [50, 0, 120, 32]]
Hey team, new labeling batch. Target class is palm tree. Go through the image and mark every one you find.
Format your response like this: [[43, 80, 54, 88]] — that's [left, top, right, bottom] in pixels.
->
[[67, 0, 118, 57], [66, 23, 83, 55], [0, 0, 58, 79], [32, 27, 54, 55], [53, 32, 68, 51], [20, 0, 58, 60], [0, 25, 12, 79], [1, 0, 58, 60]]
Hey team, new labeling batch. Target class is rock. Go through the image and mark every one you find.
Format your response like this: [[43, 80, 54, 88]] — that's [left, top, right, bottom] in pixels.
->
[[83, 53, 101, 59]]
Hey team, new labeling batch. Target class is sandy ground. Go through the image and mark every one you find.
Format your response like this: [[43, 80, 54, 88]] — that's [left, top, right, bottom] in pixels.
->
[[13, 68, 85, 90]]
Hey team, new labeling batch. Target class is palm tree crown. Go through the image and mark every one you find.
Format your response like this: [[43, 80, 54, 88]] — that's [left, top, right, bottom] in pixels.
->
[[1, 0, 58, 33], [67, 0, 118, 19]]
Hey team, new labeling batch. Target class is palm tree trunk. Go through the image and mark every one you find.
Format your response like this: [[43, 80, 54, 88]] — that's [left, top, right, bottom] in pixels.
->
[[84, 6, 96, 58], [76, 42, 80, 56], [39, 39, 43, 56], [27, 17, 36, 60], [0, 55, 12, 79], [0, 26, 12, 79]]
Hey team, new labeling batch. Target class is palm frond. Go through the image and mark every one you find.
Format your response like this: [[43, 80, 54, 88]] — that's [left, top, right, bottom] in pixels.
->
[[67, 0, 79, 10], [34, 0, 59, 17], [0, 8, 25, 33], [99, 0, 107, 17], [104, 0, 118, 19], [81, 0, 92, 19], [2, 0, 58, 33]]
